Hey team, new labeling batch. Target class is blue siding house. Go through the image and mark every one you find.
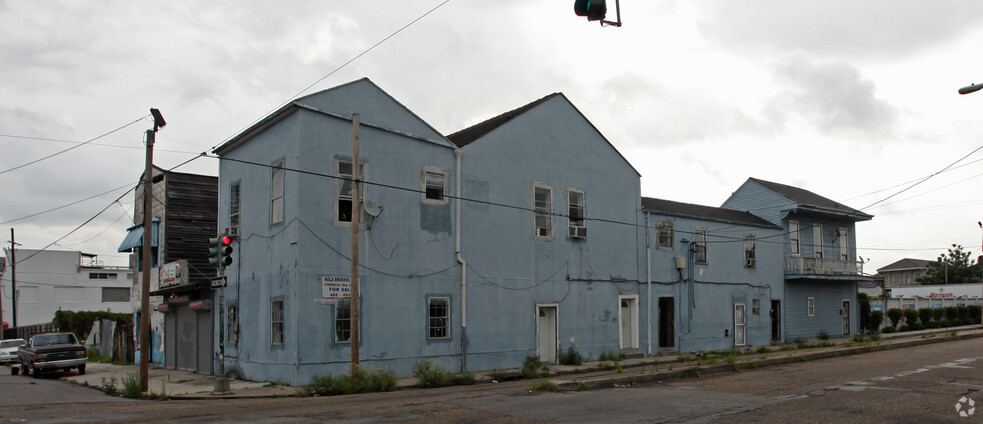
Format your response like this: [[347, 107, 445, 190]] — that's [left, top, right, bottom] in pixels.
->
[[722, 178, 874, 340], [209, 79, 871, 385], [641, 198, 784, 352], [447, 93, 645, 370]]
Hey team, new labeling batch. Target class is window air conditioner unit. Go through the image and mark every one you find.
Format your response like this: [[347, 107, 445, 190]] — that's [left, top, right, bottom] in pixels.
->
[[226, 226, 239, 238], [745, 257, 756, 267], [568, 226, 587, 239]]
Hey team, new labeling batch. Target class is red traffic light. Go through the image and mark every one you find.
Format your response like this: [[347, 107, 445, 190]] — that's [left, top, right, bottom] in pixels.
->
[[222, 235, 232, 245]]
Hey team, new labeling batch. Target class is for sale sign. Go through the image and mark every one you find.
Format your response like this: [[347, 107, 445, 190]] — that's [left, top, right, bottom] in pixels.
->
[[321, 276, 352, 298]]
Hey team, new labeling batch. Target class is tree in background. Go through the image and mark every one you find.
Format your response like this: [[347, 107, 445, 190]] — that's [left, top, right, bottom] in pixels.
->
[[916, 244, 981, 284]]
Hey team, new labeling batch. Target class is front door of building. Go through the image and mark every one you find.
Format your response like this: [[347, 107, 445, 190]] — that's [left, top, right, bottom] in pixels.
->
[[771, 300, 781, 342], [536, 305, 558, 364], [842, 300, 851, 335]]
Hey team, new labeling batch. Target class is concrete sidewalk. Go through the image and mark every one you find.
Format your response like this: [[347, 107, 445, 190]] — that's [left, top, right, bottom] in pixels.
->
[[15, 325, 983, 399]]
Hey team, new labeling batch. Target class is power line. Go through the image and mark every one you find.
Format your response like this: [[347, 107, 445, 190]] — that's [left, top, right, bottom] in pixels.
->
[[0, 115, 150, 176]]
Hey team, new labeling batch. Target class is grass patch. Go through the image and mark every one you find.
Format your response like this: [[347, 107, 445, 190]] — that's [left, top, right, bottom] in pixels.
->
[[297, 368, 398, 397], [488, 369, 507, 382], [522, 356, 550, 379], [528, 379, 557, 392]]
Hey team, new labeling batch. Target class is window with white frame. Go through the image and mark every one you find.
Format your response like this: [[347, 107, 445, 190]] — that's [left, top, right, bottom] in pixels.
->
[[271, 299, 284, 346], [532, 182, 554, 240], [656, 221, 674, 249], [838, 227, 849, 260], [752, 299, 761, 316], [567, 189, 585, 237], [428, 297, 450, 339], [807, 297, 815, 317], [227, 303, 239, 346], [336, 160, 367, 224], [422, 166, 450, 204], [270, 161, 285, 225], [789, 221, 800, 255], [694, 227, 708, 264], [744, 234, 756, 268], [335, 298, 351, 343], [230, 181, 241, 229], [812, 224, 823, 258]]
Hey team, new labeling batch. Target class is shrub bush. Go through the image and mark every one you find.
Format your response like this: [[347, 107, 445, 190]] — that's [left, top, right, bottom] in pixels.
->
[[413, 360, 449, 388], [902, 309, 919, 328], [298, 368, 397, 396], [932, 308, 946, 322], [958, 306, 971, 322], [886, 308, 903, 330], [969, 305, 982, 323], [558, 346, 583, 365], [818, 330, 830, 341], [918, 308, 933, 325], [869, 310, 884, 332], [945, 307, 959, 321], [521, 356, 549, 379]]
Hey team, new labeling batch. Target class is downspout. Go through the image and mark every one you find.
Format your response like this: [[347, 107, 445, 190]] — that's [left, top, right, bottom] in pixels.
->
[[455, 148, 467, 372], [645, 212, 652, 356]]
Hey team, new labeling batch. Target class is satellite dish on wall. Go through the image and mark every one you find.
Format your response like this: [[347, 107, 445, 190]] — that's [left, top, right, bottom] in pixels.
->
[[363, 200, 383, 217]]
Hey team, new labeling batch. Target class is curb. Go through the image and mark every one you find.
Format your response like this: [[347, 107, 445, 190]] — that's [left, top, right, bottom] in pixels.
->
[[552, 330, 983, 391]]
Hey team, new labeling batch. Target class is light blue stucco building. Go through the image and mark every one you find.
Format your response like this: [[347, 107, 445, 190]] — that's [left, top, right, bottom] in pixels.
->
[[210, 78, 873, 385]]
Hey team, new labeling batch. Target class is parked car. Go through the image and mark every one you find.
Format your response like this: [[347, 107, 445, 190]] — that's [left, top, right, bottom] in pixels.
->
[[0, 339, 27, 364], [18, 332, 87, 378]]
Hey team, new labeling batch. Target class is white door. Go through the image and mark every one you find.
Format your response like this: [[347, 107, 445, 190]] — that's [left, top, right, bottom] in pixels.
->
[[734, 303, 746, 347], [536, 305, 557, 363], [620, 296, 639, 349]]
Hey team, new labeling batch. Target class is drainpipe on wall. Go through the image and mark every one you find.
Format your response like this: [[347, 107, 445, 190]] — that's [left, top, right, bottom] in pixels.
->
[[455, 148, 467, 373], [645, 212, 652, 357]]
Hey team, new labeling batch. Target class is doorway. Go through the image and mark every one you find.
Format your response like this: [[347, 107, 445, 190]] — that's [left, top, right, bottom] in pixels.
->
[[842, 300, 851, 335], [536, 305, 558, 364], [658, 297, 674, 348], [770, 300, 781, 342], [734, 303, 746, 347]]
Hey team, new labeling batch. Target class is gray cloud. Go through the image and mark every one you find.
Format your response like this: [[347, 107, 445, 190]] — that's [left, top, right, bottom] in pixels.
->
[[695, 1, 983, 60], [764, 55, 897, 137]]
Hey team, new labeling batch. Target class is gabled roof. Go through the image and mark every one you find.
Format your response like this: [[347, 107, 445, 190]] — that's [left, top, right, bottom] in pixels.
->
[[446, 94, 559, 147], [213, 78, 453, 155], [876, 258, 932, 273], [446, 93, 640, 177], [750, 178, 873, 221], [642, 197, 780, 229]]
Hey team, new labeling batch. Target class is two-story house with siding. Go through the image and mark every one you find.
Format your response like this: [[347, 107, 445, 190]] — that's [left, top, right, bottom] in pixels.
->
[[722, 178, 873, 340], [212, 78, 460, 384], [641, 198, 785, 352], [446, 92, 644, 371]]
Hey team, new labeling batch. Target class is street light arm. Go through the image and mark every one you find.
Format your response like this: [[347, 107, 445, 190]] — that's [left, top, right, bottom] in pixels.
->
[[959, 84, 983, 95]]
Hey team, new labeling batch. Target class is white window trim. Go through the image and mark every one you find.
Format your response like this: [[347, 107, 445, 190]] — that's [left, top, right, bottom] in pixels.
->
[[421, 166, 451, 205], [744, 233, 756, 268], [271, 299, 284, 346], [789, 221, 801, 256], [656, 220, 674, 250], [807, 297, 815, 317], [618, 295, 639, 349], [428, 296, 451, 340], [566, 188, 586, 231], [335, 298, 352, 344], [694, 227, 708, 264], [334, 159, 368, 227], [813, 224, 823, 259], [838, 227, 849, 261], [531, 181, 554, 241]]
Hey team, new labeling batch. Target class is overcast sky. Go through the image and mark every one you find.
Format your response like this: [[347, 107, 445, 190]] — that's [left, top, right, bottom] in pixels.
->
[[2, 0, 982, 274]]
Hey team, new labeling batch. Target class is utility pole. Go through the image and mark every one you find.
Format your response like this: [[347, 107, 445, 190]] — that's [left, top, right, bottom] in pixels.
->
[[10, 228, 16, 329], [140, 108, 166, 392], [350, 113, 361, 373]]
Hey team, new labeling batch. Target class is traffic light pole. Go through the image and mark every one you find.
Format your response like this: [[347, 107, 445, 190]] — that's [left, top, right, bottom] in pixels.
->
[[601, 0, 622, 27]]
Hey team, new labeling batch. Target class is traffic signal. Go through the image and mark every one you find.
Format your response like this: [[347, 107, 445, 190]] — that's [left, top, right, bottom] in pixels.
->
[[574, 0, 606, 21], [208, 234, 234, 269]]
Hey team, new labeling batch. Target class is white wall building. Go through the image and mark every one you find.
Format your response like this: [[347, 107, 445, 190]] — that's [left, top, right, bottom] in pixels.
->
[[0, 249, 133, 327]]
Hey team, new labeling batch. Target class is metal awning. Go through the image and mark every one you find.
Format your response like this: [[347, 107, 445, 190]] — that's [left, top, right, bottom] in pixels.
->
[[118, 218, 159, 252]]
